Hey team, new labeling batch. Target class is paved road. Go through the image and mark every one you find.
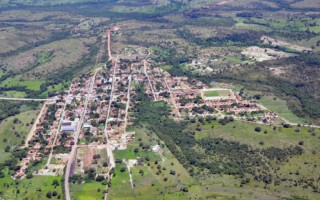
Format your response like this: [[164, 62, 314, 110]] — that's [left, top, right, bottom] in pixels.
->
[[143, 60, 156, 100], [103, 57, 118, 169], [64, 68, 100, 200], [123, 74, 132, 131], [0, 97, 51, 101], [103, 28, 118, 200]]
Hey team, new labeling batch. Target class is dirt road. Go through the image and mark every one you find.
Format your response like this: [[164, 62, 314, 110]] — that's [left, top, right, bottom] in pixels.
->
[[25, 101, 48, 147]]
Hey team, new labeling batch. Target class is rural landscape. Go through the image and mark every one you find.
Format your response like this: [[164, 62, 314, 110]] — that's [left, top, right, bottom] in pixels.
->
[[0, 0, 320, 199]]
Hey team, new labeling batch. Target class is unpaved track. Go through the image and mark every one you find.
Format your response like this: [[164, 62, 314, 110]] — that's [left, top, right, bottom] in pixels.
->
[[25, 101, 48, 147], [46, 85, 72, 167]]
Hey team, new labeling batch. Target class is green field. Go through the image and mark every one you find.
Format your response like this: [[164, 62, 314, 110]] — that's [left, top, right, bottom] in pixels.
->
[[193, 120, 320, 150], [204, 90, 219, 97], [3, 91, 27, 98], [108, 163, 134, 199], [0, 173, 63, 200], [257, 95, 311, 124], [204, 89, 231, 97], [189, 119, 320, 199], [0, 110, 37, 162], [0, 77, 45, 91], [109, 125, 196, 200], [70, 182, 105, 200]]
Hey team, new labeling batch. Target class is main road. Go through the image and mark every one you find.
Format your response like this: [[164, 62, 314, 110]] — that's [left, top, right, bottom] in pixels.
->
[[64, 68, 100, 200], [0, 97, 52, 101]]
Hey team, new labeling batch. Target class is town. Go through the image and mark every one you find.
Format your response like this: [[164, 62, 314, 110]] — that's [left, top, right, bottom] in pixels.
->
[[11, 26, 285, 200]]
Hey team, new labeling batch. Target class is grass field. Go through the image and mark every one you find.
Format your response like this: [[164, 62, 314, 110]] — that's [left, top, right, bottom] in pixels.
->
[[192, 120, 320, 150], [0, 172, 63, 200], [204, 90, 219, 97], [189, 119, 320, 199], [0, 77, 45, 91], [108, 163, 134, 199], [70, 182, 105, 200], [109, 125, 197, 200], [109, 121, 312, 200], [0, 110, 37, 162], [204, 89, 231, 97], [2, 91, 27, 98], [257, 95, 311, 124], [242, 90, 310, 124]]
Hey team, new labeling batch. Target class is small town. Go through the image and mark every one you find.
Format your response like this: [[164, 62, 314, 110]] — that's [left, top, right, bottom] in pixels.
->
[[0, 1, 320, 200], [14, 31, 280, 182]]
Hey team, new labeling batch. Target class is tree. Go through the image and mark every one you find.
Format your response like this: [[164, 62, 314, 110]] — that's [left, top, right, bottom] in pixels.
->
[[96, 176, 105, 182], [26, 172, 33, 179], [120, 166, 126, 172], [255, 127, 261, 132], [52, 191, 57, 197], [52, 179, 59, 186], [46, 192, 52, 198], [170, 170, 176, 175], [5, 146, 10, 152]]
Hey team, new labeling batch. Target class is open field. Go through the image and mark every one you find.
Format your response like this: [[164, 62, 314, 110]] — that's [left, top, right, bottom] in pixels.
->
[[2, 90, 27, 98], [70, 182, 105, 200], [0, 173, 63, 200], [204, 90, 219, 97], [109, 125, 195, 199], [257, 95, 311, 124], [192, 120, 320, 150], [74, 146, 109, 175], [0, 77, 45, 91], [189, 119, 320, 199], [243, 90, 310, 124], [108, 163, 134, 199], [0, 110, 37, 162]]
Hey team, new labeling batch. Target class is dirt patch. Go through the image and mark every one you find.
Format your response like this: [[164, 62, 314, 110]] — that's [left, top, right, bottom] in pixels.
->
[[83, 147, 94, 167], [241, 46, 294, 62], [261, 36, 312, 52], [269, 67, 288, 75]]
